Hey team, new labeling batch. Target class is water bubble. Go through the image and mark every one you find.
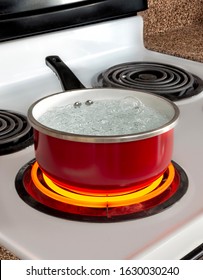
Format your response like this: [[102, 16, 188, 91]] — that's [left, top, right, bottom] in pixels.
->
[[120, 96, 143, 114], [74, 101, 82, 108], [85, 100, 94, 106]]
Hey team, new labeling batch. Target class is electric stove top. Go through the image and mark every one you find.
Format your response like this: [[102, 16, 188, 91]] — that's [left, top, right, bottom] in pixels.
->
[[0, 13, 203, 260]]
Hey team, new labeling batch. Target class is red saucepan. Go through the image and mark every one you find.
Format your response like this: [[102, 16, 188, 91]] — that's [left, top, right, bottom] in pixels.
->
[[27, 56, 179, 193]]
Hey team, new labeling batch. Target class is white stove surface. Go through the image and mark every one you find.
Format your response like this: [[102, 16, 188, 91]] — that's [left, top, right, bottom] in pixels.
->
[[0, 16, 203, 260]]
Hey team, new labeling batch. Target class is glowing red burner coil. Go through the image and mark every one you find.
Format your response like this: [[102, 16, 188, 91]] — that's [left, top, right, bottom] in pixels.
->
[[15, 160, 188, 222], [31, 161, 175, 208]]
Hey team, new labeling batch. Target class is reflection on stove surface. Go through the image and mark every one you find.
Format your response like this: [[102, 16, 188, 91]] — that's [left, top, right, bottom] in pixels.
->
[[0, 110, 33, 155], [15, 160, 188, 222], [96, 62, 203, 101]]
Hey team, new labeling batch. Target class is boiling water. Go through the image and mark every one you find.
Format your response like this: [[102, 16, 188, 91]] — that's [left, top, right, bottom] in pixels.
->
[[38, 97, 169, 136]]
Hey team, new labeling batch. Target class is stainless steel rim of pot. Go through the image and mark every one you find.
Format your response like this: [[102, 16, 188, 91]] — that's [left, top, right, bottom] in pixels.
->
[[27, 88, 180, 143]]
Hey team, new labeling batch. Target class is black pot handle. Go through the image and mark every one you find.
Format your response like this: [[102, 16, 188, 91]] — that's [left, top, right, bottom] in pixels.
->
[[45, 55, 85, 91]]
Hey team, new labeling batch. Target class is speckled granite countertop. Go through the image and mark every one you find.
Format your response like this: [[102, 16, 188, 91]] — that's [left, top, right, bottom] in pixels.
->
[[0, 246, 19, 260], [144, 23, 203, 62], [142, 0, 203, 62], [1, 0, 203, 260]]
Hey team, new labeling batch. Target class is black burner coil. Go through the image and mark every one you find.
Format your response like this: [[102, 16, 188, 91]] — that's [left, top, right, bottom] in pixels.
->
[[0, 110, 33, 155], [97, 62, 203, 101]]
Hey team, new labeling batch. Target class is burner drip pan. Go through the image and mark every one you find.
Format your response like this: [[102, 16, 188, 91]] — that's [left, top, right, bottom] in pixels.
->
[[15, 160, 188, 222], [97, 62, 203, 101], [0, 110, 33, 155]]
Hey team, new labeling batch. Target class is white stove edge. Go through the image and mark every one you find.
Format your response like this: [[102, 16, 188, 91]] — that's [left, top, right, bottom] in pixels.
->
[[133, 210, 203, 260]]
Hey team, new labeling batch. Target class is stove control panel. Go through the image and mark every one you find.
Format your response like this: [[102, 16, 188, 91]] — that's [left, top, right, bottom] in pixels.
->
[[0, 0, 148, 42]]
